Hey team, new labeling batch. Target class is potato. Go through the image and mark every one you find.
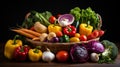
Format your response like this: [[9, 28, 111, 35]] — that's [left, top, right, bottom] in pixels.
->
[[34, 22, 47, 33], [47, 32, 56, 41], [39, 33, 48, 42]]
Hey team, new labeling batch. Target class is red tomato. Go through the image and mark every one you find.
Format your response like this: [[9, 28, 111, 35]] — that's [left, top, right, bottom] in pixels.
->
[[49, 16, 56, 24], [79, 35, 87, 41], [92, 30, 99, 38], [98, 30, 105, 37], [56, 50, 69, 62], [56, 31, 63, 37], [87, 34, 96, 40]]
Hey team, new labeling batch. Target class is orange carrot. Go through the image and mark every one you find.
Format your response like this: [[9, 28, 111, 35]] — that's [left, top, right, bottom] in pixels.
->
[[19, 28, 41, 37], [12, 29, 37, 39]]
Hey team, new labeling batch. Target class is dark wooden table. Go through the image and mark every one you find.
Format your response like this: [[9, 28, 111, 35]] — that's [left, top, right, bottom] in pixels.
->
[[0, 42, 120, 67]]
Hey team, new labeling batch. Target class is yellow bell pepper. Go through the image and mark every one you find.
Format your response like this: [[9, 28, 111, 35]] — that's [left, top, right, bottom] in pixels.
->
[[28, 46, 42, 62], [48, 24, 62, 33], [4, 35, 22, 59], [79, 23, 93, 36]]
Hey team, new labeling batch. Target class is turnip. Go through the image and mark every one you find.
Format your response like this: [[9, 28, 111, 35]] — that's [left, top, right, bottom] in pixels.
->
[[90, 53, 99, 62]]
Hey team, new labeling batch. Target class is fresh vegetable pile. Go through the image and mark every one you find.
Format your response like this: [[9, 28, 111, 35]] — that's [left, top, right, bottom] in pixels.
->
[[4, 7, 119, 63], [12, 7, 104, 43]]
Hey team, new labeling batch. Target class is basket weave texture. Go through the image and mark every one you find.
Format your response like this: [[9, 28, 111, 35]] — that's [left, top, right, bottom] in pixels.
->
[[27, 38, 100, 53]]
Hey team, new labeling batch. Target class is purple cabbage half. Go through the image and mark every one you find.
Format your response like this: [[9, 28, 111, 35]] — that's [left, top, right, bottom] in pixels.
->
[[87, 41, 105, 53], [58, 14, 74, 27], [70, 45, 89, 63]]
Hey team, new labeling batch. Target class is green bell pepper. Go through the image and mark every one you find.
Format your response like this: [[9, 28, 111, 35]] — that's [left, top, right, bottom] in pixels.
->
[[60, 35, 69, 43]]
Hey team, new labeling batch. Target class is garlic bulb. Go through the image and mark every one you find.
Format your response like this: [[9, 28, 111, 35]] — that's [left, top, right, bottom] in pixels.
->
[[42, 48, 55, 62]]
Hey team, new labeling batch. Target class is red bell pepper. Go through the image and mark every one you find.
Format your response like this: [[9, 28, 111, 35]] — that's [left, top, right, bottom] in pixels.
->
[[13, 45, 30, 61], [63, 25, 76, 37]]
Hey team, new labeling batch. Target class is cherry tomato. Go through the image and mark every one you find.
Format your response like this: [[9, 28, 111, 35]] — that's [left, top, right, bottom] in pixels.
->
[[56, 50, 69, 62], [75, 33, 80, 38], [56, 31, 63, 37], [70, 37, 80, 42], [79, 35, 87, 41], [92, 30, 99, 38], [98, 30, 105, 37], [49, 16, 56, 24], [87, 34, 96, 40]]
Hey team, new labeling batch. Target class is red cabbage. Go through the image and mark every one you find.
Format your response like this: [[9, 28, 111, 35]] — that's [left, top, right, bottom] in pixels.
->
[[87, 41, 105, 53], [70, 45, 89, 63], [58, 14, 74, 27]]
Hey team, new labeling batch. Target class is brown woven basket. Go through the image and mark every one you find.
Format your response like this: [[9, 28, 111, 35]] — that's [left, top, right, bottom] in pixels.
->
[[25, 13, 102, 53], [26, 38, 100, 53]]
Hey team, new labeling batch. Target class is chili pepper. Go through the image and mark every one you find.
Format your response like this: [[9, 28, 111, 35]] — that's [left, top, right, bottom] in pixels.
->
[[72, 21, 80, 33], [79, 22, 93, 36], [28, 46, 42, 62], [4, 35, 22, 59], [13, 45, 30, 61], [48, 24, 62, 33], [63, 25, 76, 37], [60, 35, 70, 43]]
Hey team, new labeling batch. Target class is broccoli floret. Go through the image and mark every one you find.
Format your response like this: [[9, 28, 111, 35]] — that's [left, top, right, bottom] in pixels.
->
[[98, 40, 119, 64]]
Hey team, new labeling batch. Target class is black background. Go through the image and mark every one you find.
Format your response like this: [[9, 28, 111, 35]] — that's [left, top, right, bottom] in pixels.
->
[[0, 0, 118, 43]]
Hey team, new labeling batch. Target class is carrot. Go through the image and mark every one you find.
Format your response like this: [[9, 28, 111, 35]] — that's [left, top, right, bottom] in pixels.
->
[[19, 28, 41, 37], [12, 29, 37, 39]]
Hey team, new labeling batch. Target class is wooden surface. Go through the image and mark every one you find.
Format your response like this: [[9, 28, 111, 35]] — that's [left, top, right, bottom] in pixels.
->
[[0, 42, 120, 67]]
